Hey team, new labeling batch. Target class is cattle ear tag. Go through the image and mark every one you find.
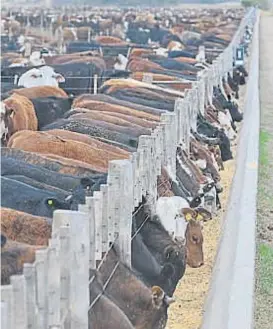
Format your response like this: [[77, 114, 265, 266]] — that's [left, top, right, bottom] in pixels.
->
[[196, 213, 203, 221], [185, 213, 192, 221], [47, 199, 54, 206]]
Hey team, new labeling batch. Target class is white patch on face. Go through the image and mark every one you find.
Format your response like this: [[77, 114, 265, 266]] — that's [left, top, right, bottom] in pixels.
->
[[194, 158, 207, 170], [156, 196, 189, 239], [0, 102, 8, 140], [17, 66, 64, 88]]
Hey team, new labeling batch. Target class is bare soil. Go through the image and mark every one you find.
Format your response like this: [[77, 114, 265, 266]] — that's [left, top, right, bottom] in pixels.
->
[[254, 12, 273, 329]]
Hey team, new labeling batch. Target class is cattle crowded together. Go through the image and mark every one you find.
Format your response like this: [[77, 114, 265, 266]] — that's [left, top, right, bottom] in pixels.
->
[[1, 5, 252, 329]]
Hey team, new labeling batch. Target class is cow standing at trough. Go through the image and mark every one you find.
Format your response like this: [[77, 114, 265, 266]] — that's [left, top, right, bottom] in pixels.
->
[[0, 7, 250, 329]]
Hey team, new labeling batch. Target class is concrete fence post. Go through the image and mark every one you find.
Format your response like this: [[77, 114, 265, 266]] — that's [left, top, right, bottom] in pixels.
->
[[80, 199, 96, 268], [11, 275, 27, 329], [1, 285, 14, 329], [23, 263, 38, 329]]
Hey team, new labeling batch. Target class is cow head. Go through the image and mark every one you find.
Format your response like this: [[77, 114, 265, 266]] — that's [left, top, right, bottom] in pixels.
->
[[17, 66, 65, 88], [114, 54, 128, 71], [182, 207, 211, 268], [1, 234, 7, 248], [0, 101, 14, 146]]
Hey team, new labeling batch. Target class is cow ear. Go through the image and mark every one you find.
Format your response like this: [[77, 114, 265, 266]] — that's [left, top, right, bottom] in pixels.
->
[[195, 207, 212, 222], [6, 107, 15, 118], [55, 73, 65, 83], [181, 208, 196, 221], [151, 286, 164, 307], [1, 234, 7, 248]]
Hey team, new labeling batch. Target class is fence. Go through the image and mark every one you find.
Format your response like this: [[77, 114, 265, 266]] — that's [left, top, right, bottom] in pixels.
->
[[201, 9, 260, 329], [1, 7, 258, 329]]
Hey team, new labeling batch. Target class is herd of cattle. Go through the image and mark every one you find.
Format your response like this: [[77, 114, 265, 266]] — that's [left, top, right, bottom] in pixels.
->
[[1, 6, 250, 329]]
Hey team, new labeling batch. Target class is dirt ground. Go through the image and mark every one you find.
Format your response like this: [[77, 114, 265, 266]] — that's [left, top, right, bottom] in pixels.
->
[[167, 72, 247, 329], [254, 12, 273, 329]]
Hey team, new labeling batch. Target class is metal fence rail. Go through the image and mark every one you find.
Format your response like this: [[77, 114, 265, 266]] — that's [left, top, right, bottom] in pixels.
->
[[0, 7, 258, 329]]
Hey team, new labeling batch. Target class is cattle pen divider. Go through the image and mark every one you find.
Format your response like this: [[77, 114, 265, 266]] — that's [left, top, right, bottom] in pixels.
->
[[0, 7, 259, 329]]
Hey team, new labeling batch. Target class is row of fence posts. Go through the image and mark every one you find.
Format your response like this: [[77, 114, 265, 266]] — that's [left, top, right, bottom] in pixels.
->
[[1, 7, 257, 329]]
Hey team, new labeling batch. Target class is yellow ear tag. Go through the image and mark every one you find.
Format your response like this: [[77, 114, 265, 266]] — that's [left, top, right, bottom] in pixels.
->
[[185, 213, 192, 221], [48, 199, 53, 206], [196, 214, 203, 221]]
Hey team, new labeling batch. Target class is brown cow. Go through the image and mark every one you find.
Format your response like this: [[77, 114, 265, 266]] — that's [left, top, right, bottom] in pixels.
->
[[7, 130, 129, 170], [2, 147, 106, 176], [72, 99, 160, 122], [131, 72, 192, 92], [99, 248, 174, 329], [68, 112, 151, 135], [190, 138, 221, 182], [11, 86, 68, 99], [1, 94, 38, 145], [66, 108, 157, 129], [1, 234, 45, 285], [96, 35, 126, 45], [89, 269, 135, 329], [44, 129, 130, 157], [1, 208, 51, 246]]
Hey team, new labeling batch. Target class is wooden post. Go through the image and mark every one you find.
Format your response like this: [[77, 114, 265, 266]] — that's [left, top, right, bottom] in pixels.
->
[[1, 285, 14, 329], [183, 99, 191, 152], [67, 211, 89, 329], [1, 302, 8, 329], [47, 241, 61, 328], [129, 152, 141, 208], [88, 27, 91, 42], [108, 159, 133, 267], [93, 191, 103, 261], [10, 275, 27, 329], [23, 263, 38, 329], [35, 249, 49, 329], [160, 112, 177, 178], [138, 135, 151, 195], [100, 184, 109, 252], [58, 225, 71, 322], [137, 147, 146, 196], [79, 200, 96, 269], [152, 127, 162, 175], [174, 98, 183, 145], [94, 74, 98, 95]]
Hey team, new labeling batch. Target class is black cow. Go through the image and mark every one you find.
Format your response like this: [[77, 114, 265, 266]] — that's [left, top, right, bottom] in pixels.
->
[[41, 118, 138, 150], [51, 63, 102, 95], [134, 199, 186, 296], [30, 96, 74, 129], [131, 220, 175, 296], [1, 156, 106, 193], [1, 177, 74, 217], [1, 147, 100, 177]]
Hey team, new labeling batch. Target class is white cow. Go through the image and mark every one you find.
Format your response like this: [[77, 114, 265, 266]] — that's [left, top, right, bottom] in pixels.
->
[[17, 66, 65, 88], [156, 196, 192, 240], [114, 54, 128, 71], [218, 110, 237, 141]]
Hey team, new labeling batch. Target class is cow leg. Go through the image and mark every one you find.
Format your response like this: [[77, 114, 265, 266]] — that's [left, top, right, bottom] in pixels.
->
[[216, 192, 221, 210]]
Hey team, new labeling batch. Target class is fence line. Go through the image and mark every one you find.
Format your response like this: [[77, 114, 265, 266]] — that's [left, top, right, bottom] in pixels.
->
[[1, 7, 257, 329]]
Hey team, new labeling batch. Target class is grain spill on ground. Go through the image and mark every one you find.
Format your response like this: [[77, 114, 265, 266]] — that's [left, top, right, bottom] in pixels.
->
[[167, 84, 247, 329]]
